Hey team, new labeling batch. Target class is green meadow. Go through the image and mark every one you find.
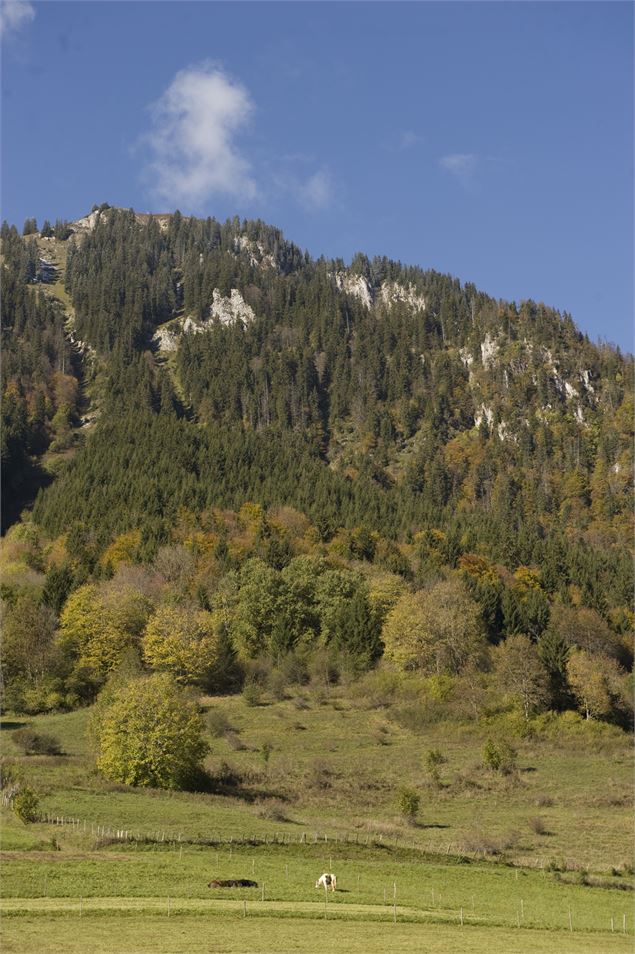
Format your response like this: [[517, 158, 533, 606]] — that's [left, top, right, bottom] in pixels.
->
[[1, 686, 633, 952]]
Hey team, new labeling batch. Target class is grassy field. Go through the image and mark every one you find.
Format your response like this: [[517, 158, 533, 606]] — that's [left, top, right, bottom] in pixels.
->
[[1, 687, 633, 952], [4, 913, 633, 954]]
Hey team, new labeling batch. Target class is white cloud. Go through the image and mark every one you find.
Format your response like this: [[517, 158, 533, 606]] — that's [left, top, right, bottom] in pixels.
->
[[0, 0, 35, 38], [298, 169, 332, 211], [438, 153, 478, 189], [142, 64, 257, 209]]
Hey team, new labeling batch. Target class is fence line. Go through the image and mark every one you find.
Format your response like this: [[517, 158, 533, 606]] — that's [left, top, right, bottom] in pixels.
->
[[39, 814, 406, 849]]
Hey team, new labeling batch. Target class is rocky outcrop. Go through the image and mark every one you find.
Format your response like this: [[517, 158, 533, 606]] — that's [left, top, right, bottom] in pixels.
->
[[210, 289, 255, 326]]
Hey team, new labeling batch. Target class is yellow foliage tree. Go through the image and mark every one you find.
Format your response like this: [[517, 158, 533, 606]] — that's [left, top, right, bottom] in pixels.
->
[[57, 583, 152, 684], [382, 577, 486, 675], [142, 604, 221, 686], [95, 674, 208, 789], [99, 530, 142, 570], [566, 650, 625, 720]]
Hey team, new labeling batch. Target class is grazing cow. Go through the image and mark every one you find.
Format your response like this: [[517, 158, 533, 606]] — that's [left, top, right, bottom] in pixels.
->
[[315, 872, 337, 892], [208, 879, 258, 888]]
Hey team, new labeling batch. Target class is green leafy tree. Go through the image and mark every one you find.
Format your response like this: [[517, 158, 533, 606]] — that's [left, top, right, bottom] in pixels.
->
[[94, 674, 209, 789], [382, 577, 486, 674], [493, 634, 549, 721], [1, 594, 57, 684]]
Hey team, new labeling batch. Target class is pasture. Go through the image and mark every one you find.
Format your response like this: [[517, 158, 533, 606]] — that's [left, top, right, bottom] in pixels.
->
[[1, 685, 633, 952]]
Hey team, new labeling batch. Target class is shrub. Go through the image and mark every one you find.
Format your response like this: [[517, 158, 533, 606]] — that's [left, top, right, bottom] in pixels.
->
[[527, 815, 547, 835], [267, 668, 290, 701], [94, 674, 209, 789], [276, 651, 309, 687], [242, 681, 263, 707], [461, 829, 519, 856], [373, 723, 391, 745], [425, 748, 447, 784], [225, 731, 247, 751], [11, 728, 62, 756], [351, 669, 402, 709], [535, 794, 554, 807], [206, 709, 234, 738], [305, 758, 335, 791], [397, 787, 420, 824], [482, 739, 517, 774], [546, 857, 567, 872], [254, 799, 289, 822], [13, 786, 40, 823], [209, 760, 245, 789]]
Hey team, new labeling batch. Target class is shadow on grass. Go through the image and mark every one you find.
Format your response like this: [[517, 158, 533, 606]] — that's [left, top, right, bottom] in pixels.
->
[[183, 766, 287, 804]]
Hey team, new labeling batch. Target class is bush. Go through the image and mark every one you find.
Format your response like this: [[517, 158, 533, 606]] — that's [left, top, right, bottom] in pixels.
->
[[11, 728, 62, 756], [397, 787, 420, 824], [425, 748, 447, 784], [482, 739, 517, 774], [267, 668, 290, 701], [225, 731, 247, 751], [94, 674, 209, 789], [535, 794, 554, 807], [254, 798, 289, 822], [242, 681, 263, 707], [305, 758, 335, 791], [527, 815, 547, 835], [13, 786, 40, 823], [350, 669, 402, 709], [276, 651, 309, 687], [206, 709, 234, 738], [461, 829, 519, 856]]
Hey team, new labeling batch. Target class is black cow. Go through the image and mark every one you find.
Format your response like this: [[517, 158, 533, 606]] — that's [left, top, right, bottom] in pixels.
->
[[208, 879, 258, 888]]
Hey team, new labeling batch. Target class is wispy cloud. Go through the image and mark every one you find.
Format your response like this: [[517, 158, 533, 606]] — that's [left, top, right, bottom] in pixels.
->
[[0, 0, 35, 38], [438, 152, 479, 190], [298, 169, 332, 211], [383, 130, 424, 153], [141, 63, 257, 209], [398, 130, 424, 150]]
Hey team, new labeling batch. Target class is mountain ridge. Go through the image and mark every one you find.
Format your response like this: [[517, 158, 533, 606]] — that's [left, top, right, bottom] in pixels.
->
[[2, 206, 632, 585]]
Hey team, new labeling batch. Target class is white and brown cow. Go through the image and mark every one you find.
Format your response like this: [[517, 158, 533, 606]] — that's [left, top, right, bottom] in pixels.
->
[[315, 872, 337, 892]]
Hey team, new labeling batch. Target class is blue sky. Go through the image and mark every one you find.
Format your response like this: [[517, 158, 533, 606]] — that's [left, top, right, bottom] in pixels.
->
[[2, 1, 633, 350]]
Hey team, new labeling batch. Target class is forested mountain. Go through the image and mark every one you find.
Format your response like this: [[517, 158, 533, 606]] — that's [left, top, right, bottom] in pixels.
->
[[1, 206, 632, 722]]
